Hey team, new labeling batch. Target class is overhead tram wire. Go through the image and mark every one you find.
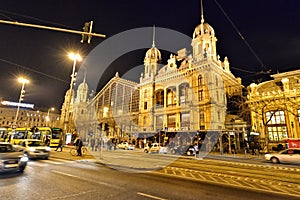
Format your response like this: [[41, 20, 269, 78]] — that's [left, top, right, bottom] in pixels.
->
[[0, 9, 75, 30], [213, 0, 269, 73], [0, 58, 68, 84]]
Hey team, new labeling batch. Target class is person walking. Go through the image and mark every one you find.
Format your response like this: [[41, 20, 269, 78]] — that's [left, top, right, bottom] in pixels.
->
[[75, 137, 83, 156], [55, 138, 63, 152], [45, 136, 50, 146]]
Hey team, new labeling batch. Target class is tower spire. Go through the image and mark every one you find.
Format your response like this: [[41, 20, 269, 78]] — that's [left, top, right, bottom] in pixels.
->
[[83, 67, 87, 83], [200, 0, 204, 24], [152, 25, 156, 48]]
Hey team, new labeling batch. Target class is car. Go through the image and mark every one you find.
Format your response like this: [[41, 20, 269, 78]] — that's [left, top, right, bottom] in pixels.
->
[[0, 142, 28, 173], [144, 143, 168, 154], [184, 145, 199, 156], [264, 148, 300, 164], [117, 142, 135, 150], [15, 139, 51, 160]]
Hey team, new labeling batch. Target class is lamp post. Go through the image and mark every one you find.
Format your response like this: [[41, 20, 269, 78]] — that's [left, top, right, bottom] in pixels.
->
[[64, 52, 82, 133], [46, 107, 55, 126], [14, 77, 29, 128]]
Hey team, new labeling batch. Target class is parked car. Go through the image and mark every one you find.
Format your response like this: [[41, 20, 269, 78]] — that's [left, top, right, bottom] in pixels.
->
[[15, 139, 51, 160], [117, 142, 135, 150], [264, 148, 300, 164], [0, 142, 28, 173]]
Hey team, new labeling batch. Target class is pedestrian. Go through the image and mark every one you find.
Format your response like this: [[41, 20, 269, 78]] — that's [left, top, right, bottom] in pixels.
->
[[76, 137, 83, 156], [55, 138, 63, 152], [107, 140, 111, 151], [45, 136, 50, 146]]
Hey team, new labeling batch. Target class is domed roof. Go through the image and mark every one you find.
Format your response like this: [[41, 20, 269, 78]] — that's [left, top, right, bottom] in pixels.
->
[[145, 46, 161, 61], [193, 22, 215, 39]]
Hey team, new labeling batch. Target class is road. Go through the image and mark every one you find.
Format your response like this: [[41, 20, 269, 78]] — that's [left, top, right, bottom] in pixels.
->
[[0, 147, 300, 200]]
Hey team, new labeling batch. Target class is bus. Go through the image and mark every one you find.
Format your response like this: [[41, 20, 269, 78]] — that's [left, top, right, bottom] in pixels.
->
[[6, 127, 32, 144], [30, 127, 63, 148], [0, 127, 9, 142]]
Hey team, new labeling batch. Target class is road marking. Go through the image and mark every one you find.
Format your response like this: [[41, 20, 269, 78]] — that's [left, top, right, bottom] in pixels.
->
[[137, 192, 167, 200], [51, 170, 121, 189]]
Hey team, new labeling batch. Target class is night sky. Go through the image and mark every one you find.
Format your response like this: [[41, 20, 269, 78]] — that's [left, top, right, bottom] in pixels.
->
[[0, 0, 300, 112]]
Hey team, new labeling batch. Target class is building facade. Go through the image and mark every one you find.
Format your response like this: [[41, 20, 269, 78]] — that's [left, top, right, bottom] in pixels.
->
[[0, 104, 60, 128], [68, 9, 245, 148], [138, 15, 242, 133], [247, 69, 300, 150]]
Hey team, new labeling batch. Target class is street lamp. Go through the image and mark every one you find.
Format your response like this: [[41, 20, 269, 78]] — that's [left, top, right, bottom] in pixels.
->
[[46, 107, 55, 126], [64, 52, 82, 133], [14, 77, 29, 128]]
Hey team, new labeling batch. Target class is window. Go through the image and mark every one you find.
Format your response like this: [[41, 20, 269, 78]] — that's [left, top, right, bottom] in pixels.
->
[[144, 102, 147, 110], [179, 83, 189, 105], [167, 88, 176, 106], [198, 90, 203, 101], [155, 90, 164, 107], [199, 112, 205, 123], [198, 75, 203, 86], [167, 114, 176, 128], [268, 126, 288, 141], [266, 110, 285, 124]]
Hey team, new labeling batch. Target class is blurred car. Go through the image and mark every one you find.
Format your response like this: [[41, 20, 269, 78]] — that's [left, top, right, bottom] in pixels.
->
[[117, 142, 135, 150], [15, 139, 51, 160], [144, 143, 168, 153], [0, 142, 28, 173], [184, 145, 199, 156], [264, 148, 300, 164]]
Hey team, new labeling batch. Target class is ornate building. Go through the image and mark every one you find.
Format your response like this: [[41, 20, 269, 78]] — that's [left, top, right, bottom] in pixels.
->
[[138, 14, 242, 133], [247, 69, 300, 150], [67, 6, 244, 146]]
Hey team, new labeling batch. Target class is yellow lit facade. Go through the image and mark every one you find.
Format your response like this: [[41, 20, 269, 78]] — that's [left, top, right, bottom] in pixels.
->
[[247, 69, 300, 150]]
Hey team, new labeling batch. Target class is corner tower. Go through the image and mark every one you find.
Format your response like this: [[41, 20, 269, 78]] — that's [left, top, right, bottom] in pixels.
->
[[191, 0, 217, 62], [143, 26, 161, 78]]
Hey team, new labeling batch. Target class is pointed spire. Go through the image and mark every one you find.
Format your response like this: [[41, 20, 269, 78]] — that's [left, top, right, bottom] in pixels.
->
[[83, 67, 87, 83], [200, 0, 204, 24], [152, 25, 156, 48]]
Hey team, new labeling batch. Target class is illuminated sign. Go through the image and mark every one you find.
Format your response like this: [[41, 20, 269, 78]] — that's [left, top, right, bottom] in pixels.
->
[[1, 101, 34, 109]]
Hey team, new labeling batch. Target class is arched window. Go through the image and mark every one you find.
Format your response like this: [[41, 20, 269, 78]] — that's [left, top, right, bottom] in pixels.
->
[[179, 83, 189, 105], [155, 89, 164, 107], [167, 87, 176, 106]]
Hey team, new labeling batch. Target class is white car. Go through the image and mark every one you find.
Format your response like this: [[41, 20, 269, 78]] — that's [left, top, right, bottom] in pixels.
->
[[117, 142, 135, 150], [144, 143, 168, 154], [264, 148, 300, 164], [0, 142, 28, 173], [15, 139, 51, 160]]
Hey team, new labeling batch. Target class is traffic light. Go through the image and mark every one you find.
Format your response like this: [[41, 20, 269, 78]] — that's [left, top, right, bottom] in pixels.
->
[[81, 21, 93, 44]]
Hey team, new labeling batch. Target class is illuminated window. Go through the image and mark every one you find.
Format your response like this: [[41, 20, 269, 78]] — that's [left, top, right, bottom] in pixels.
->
[[266, 110, 285, 124], [266, 110, 287, 141]]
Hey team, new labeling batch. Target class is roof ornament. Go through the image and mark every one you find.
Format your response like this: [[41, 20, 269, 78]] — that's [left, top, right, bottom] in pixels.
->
[[152, 25, 156, 48], [201, 0, 204, 24], [200, 0, 205, 34]]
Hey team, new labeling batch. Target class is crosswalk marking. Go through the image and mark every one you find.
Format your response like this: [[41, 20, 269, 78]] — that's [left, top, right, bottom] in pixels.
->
[[27, 158, 75, 166]]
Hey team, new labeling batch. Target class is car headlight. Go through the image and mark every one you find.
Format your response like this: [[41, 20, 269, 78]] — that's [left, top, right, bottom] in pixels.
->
[[20, 156, 28, 162], [28, 147, 36, 152], [46, 147, 51, 151]]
